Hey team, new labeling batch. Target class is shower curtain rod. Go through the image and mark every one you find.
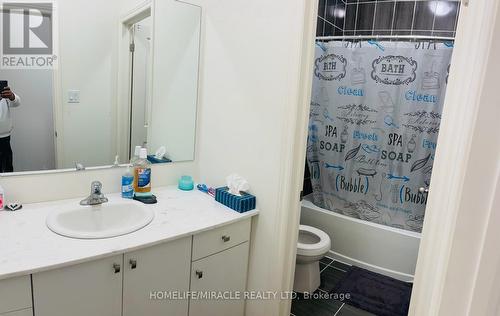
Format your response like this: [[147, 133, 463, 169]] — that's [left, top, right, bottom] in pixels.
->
[[316, 35, 455, 41]]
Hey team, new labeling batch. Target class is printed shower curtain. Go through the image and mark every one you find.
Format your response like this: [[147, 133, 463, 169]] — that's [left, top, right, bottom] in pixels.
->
[[307, 40, 453, 232]]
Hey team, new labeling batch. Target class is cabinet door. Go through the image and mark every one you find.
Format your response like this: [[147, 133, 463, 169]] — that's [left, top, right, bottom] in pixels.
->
[[0, 308, 33, 316], [189, 242, 249, 316], [0, 276, 32, 314], [32, 255, 123, 316], [123, 237, 191, 316]]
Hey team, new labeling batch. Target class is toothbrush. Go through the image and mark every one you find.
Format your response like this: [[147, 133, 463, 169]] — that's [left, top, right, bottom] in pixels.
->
[[197, 184, 215, 197]]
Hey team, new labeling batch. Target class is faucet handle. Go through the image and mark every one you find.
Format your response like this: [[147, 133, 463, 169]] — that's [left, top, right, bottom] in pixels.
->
[[91, 181, 103, 194]]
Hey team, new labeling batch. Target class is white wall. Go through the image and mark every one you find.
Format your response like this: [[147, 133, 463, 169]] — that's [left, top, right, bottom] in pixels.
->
[[2, 70, 55, 172], [148, 0, 200, 161], [56, 0, 126, 168], [194, 0, 310, 314], [56, 0, 155, 168], [469, 173, 500, 315]]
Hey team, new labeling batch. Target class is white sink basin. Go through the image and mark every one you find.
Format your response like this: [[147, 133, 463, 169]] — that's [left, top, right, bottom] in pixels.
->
[[46, 202, 155, 239]]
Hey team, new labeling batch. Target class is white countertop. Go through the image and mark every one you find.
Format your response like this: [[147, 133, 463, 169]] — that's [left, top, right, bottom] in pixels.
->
[[0, 186, 259, 281]]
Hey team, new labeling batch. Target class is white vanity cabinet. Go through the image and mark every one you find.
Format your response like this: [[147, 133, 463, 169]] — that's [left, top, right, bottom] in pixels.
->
[[32, 255, 123, 316], [3, 218, 253, 316], [32, 237, 192, 316], [189, 220, 251, 316], [123, 237, 191, 316], [0, 276, 33, 316]]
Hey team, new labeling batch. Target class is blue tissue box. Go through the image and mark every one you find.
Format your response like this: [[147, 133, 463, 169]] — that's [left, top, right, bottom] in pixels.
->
[[147, 155, 172, 164], [215, 187, 256, 213]]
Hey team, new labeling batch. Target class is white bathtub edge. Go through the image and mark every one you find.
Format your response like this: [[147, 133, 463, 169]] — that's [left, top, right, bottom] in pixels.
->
[[327, 250, 414, 283], [302, 197, 422, 239]]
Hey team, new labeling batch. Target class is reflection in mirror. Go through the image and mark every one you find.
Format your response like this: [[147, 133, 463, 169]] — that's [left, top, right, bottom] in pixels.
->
[[0, 0, 201, 175], [129, 17, 152, 159]]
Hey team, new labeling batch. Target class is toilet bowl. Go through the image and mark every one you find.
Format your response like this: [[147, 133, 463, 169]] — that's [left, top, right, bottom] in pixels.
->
[[294, 225, 331, 293]]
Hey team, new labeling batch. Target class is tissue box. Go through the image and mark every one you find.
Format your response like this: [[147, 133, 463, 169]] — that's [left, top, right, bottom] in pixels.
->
[[147, 155, 172, 164], [215, 187, 256, 213]]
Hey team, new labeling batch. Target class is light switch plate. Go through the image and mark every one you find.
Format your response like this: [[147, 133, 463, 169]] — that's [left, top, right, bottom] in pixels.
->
[[68, 90, 80, 103]]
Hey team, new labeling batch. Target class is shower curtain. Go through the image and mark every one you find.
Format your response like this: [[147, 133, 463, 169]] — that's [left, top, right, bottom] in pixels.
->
[[307, 40, 453, 232]]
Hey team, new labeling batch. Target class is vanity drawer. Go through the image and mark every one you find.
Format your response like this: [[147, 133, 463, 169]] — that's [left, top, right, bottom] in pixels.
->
[[0, 276, 32, 314], [192, 219, 251, 261]]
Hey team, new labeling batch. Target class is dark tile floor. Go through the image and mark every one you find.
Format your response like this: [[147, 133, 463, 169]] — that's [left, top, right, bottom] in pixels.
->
[[290, 257, 376, 316]]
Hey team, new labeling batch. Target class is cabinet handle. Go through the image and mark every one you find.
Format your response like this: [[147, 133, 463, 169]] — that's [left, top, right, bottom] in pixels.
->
[[113, 263, 121, 274], [129, 259, 137, 269], [195, 270, 203, 279], [221, 235, 231, 242]]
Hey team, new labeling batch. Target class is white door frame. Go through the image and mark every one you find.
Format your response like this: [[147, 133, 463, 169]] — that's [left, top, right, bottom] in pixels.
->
[[278, 0, 500, 315], [116, 0, 154, 162], [52, 4, 63, 169], [52, 62, 63, 169], [275, 0, 318, 315], [410, 0, 500, 314]]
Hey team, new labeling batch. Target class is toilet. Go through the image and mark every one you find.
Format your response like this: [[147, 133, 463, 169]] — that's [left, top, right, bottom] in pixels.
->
[[294, 225, 331, 293]]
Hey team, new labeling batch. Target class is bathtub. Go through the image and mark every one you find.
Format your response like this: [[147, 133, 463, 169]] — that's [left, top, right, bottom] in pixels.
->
[[300, 196, 421, 282]]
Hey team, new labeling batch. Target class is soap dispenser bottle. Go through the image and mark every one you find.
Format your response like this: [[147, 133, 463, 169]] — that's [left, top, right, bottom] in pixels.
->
[[134, 148, 152, 197], [121, 165, 134, 199], [130, 145, 142, 165]]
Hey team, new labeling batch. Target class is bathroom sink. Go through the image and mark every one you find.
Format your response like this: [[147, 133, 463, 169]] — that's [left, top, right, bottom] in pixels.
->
[[46, 202, 155, 239]]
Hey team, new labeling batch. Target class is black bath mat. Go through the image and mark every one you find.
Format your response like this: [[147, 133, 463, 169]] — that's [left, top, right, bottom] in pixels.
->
[[333, 266, 412, 316]]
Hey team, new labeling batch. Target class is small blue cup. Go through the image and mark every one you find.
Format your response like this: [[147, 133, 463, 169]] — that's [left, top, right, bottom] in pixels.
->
[[178, 176, 194, 191]]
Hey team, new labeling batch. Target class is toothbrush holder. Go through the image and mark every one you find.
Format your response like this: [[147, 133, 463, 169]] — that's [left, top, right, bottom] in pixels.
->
[[215, 187, 256, 213]]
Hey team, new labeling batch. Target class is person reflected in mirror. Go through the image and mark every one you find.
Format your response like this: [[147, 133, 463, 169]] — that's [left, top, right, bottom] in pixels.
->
[[0, 86, 21, 173]]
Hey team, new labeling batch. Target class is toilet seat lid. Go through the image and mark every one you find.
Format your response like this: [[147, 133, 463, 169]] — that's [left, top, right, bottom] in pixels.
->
[[297, 225, 331, 256]]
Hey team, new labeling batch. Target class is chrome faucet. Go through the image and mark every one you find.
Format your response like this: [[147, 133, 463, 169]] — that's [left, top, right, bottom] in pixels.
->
[[80, 181, 109, 206]]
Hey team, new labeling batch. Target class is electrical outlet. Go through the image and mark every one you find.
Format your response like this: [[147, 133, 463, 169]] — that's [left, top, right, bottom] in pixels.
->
[[68, 90, 80, 103]]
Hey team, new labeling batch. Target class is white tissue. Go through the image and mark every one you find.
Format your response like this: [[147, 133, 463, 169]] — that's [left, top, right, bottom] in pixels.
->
[[155, 146, 167, 159], [226, 174, 250, 196]]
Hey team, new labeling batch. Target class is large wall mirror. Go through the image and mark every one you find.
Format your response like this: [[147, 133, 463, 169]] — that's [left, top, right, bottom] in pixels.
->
[[0, 0, 201, 175]]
